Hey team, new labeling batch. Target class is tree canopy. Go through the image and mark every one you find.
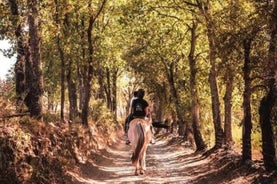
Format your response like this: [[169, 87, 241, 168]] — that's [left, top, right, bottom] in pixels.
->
[[1, 0, 277, 174]]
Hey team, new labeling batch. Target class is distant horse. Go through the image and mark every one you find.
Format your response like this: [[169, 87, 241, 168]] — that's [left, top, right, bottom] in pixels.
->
[[127, 118, 152, 175]]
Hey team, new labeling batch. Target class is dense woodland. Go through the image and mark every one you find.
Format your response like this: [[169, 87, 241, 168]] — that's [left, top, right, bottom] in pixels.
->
[[0, 0, 277, 183]]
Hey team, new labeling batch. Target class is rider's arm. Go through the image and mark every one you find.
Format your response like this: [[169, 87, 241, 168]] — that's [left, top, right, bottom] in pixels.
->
[[145, 106, 150, 117], [131, 106, 134, 115], [129, 98, 134, 114]]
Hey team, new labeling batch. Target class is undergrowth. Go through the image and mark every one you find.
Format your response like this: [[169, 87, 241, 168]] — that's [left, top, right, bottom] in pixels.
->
[[0, 113, 119, 184]]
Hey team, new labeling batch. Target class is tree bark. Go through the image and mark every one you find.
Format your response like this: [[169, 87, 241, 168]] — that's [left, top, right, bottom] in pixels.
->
[[54, 0, 66, 120], [259, 96, 276, 170], [223, 67, 234, 145], [81, 11, 94, 126], [57, 36, 66, 120], [67, 61, 78, 121], [96, 68, 106, 100], [163, 58, 185, 136], [24, 0, 43, 119], [188, 21, 206, 152], [111, 69, 117, 119], [105, 68, 112, 109], [259, 0, 277, 171], [199, 2, 224, 149], [63, 9, 78, 122], [78, 16, 85, 113], [9, 0, 25, 112], [242, 39, 253, 162], [81, 0, 107, 125]]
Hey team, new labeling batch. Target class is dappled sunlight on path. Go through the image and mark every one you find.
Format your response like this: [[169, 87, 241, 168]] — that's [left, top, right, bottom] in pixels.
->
[[67, 133, 210, 184], [66, 133, 268, 184]]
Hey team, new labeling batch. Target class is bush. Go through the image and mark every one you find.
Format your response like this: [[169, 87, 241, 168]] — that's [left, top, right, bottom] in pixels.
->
[[0, 117, 100, 183], [42, 112, 60, 123], [89, 99, 121, 131]]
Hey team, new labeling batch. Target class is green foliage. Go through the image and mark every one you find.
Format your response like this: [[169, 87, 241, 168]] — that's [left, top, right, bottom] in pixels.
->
[[0, 75, 16, 102], [90, 99, 118, 129], [42, 112, 60, 123], [0, 0, 276, 162]]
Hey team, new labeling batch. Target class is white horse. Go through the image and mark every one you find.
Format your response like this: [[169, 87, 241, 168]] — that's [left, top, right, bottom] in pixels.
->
[[127, 118, 152, 175]]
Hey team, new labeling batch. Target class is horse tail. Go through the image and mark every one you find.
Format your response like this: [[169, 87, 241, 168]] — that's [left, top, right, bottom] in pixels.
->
[[131, 122, 145, 165]]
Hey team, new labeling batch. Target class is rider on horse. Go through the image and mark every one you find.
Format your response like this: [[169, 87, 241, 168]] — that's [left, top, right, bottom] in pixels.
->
[[126, 88, 149, 144], [124, 90, 138, 135], [132, 89, 149, 118]]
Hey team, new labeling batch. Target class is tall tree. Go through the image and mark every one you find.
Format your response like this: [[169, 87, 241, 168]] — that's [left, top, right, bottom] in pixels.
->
[[24, 0, 43, 118], [111, 68, 118, 117], [162, 56, 186, 136], [63, 10, 78, 122], [242, 38, 253, 162], [81, 0, 107, 125], [259, 0, 277, 171], [196, 0, 224, 149], [188, 21, 206, 151], [9, 0, 25, 112], [54, 0, 66, 120], [223, 65, 234, 145], [67, 57, 78, 121]]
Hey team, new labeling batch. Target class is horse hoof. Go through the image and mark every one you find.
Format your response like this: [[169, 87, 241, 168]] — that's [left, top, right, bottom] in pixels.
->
[[139, 169, 145, 175]]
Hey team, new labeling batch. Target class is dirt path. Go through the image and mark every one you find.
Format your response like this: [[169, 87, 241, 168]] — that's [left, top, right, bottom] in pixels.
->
[[66, 133, 271, 184]]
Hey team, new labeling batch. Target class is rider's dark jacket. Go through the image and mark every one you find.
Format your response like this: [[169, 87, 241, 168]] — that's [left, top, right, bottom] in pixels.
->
[[131, 98, 148, 118]]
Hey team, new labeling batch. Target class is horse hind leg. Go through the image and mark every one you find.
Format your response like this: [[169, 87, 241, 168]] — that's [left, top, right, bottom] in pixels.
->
[[138, 159, 142, 175], [139, 167, 145, 175], [133, 159, 144, 175], [135, 168, 139, 176], [135, 169, 144, 175], [136, 158, 145, 175], [140, 150, 147, 174], [135, 161, 142, 176]]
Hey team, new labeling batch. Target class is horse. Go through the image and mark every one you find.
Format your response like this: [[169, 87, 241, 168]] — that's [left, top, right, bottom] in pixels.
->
[[127, 117, 152, 175]]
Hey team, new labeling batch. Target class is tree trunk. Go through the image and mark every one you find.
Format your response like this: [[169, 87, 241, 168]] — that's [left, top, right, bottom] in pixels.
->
[[200, 2, 224, 149], [242, 39, 253, 162], [81, 0, 107, 125], [81, 3, 94, 126], [188, 21, 206, 151], [9, 0, 25, 112], [54, 0, 65, 120], [164, 59, 185, 134], [111, 69, 117, 119], [259, 0, 277, 171], [24, 0, 43, 119], [67, 62, 78, 121], [78, 16, 85, 113], [78, 62, 84, 113], [62, 11, 78, 122], [57, 37, 65, 120], [97, 69, 106, 100], [105, 68, 112, 109], [259, 96, 276, 170], [223, 67, 234, 145]]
